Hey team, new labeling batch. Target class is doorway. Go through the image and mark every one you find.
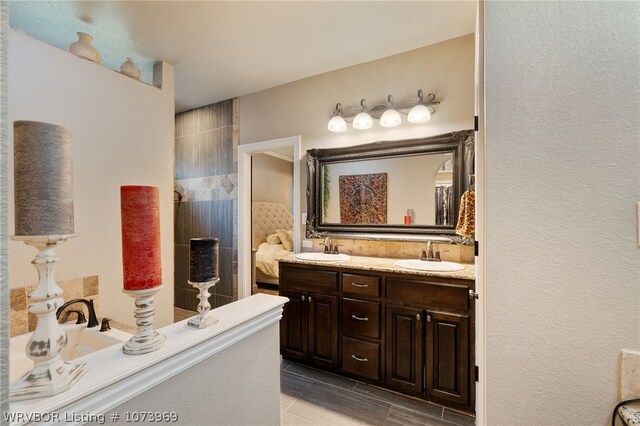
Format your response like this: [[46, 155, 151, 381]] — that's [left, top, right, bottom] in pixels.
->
[[237, 136, 302, 300]]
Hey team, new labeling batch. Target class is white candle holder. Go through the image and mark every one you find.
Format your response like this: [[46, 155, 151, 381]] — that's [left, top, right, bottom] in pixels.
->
[[122, 285, 166, 355], [10, 234, 87, 401], [187, 278, 219, 329]]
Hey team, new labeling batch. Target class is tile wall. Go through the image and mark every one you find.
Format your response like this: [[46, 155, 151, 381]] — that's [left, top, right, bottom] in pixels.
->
[[174, 98, 239, 311], [9, 275, 100, 337], [309, 239, 475, 264]]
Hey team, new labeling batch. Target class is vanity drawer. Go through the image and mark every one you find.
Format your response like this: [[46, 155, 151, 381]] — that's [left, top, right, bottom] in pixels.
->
[[342, 337, 380, 381], [342, 273, 380, 298], [280, 265, 338, 292], [342, 299, 380, 339], [386, 278, 469, 311]]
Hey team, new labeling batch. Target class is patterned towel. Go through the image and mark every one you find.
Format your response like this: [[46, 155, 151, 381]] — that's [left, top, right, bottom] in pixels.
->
[[455, 189, 475, 237]]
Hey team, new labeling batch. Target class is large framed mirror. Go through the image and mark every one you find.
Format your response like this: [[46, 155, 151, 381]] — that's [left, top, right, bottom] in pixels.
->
[[306, 130, 474, 239]]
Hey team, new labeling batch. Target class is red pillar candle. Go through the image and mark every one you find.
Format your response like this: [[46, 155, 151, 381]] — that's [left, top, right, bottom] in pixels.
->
[[120, 186, 162, 291]]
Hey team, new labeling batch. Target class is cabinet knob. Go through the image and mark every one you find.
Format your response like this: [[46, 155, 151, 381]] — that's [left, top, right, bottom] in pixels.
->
[[416, 313, 421, 321], [301, 295, 305, 302], [308, 296, 312, 303], [469, 289, 479, 300], [426, 314, 431, 322]]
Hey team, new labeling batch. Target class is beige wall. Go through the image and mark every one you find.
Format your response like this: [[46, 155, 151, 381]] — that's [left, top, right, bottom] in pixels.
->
[[485, 2, 640, 424], [239, 34, 474, 234], [8, 31, 175, 327], [252, 153, 293, 211]]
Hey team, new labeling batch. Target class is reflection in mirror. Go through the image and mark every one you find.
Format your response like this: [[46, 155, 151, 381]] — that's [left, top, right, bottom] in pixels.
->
[[321, 153, 454, 226]]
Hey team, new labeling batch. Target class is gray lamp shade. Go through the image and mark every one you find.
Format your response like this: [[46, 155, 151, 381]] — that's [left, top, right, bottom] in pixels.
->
[[13, 121, 74, 236], [189, 238, 219, 282]]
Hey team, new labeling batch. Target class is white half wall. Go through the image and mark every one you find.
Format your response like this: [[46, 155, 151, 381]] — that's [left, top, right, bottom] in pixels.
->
[[484, 2, 640, 424], [8, 31, 175, 327]]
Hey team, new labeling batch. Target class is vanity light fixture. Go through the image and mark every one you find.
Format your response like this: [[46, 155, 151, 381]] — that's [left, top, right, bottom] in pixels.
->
[[352, 99, 373, 130], [379, 95, 402, 128], [327, 89, 440, 132], [327, 103, 348, 132], [407, 89, 433, 123]]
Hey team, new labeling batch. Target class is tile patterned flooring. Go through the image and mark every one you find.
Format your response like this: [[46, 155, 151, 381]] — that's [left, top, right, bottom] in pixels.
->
[[280, 360, 475, 426]]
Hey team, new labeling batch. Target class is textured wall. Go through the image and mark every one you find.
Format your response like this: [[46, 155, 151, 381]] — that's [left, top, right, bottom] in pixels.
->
[[0, 0, 9, 415], [174, 99, 239, 311], [8, 31, 175, 328], [107, 322, 281, 425], [485, 2, 640, 424]]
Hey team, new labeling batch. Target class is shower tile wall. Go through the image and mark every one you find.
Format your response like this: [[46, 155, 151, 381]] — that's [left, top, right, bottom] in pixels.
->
[[174, 98, 238, 311]]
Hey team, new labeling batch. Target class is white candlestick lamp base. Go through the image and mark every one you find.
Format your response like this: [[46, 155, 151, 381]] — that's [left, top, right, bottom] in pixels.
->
[[9, 234, 87, 401], [188, 278, 219, 329], [122, 285, 166, 355]]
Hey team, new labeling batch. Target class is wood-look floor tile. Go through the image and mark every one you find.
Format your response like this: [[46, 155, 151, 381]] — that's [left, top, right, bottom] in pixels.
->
[[443, 408, 476, 426], [285, 363, 358, 391], [353, 383, 443, 419], [385, 406, 453, 426], [280, 409, 315, 425], [281, 371, 313, 396], [281, 391, 299, 412], [281, 358, 292, 370], [289, 382, 391, 426]]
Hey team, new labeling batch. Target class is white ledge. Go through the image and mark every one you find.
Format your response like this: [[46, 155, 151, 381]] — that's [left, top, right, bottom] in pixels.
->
[[9, 293, 288, 425]]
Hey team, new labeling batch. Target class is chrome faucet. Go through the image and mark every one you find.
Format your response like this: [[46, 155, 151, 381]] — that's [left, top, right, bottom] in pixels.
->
[[421, 241, 441, 262], [56, 298, 100, 328]]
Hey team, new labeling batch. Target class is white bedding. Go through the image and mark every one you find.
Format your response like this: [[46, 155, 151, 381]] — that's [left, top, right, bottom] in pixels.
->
[[255, 242, 290, 278]]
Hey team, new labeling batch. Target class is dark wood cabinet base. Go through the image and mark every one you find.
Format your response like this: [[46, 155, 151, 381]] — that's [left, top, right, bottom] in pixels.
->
[[279, 260, 476, 414]]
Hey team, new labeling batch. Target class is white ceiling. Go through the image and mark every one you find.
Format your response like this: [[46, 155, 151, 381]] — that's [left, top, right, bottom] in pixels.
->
[[10, 1, 477, 112]]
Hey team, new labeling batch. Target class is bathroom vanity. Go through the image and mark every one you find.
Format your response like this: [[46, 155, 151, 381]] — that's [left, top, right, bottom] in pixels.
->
[[279, 254, 476, 413]]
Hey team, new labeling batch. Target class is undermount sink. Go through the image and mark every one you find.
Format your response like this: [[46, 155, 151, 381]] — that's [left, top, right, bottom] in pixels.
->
[[395, 259, 465, 272], [62, 324, 131, 360], [10, 323, 131, 382], [295, 252, 351, 262]]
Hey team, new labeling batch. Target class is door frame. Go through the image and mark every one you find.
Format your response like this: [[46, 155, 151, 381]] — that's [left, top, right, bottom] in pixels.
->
[[237, 136, 302, 299]]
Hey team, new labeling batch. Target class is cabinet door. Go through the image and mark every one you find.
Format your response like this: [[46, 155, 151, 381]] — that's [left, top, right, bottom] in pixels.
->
[[308, 293, 339, 369], [385, 305, 424, 393], [280, 289, 308, 361], [426, 311, 469, 405]]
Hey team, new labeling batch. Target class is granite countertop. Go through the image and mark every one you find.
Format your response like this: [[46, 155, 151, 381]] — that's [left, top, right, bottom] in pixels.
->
[[278, 253, 476, 281]]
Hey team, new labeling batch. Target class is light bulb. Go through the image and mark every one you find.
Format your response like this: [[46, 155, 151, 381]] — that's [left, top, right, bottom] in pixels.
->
[[408, 104, 431, 123], [327, 115, 347, 132], [352, 112, 373, 130], [380, 108, 402, 127]]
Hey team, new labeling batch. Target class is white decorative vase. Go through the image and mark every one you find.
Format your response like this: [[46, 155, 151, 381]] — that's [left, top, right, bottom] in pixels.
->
[[68, 32, 101, 63], [120, 57, 141, 80]]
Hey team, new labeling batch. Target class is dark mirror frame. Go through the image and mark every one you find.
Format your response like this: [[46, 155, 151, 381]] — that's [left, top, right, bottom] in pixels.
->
[[306, 129, 474, 240]]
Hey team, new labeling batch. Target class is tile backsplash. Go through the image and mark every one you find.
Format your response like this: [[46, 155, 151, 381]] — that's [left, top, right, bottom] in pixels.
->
[[309, 239, 474, 264], [9, 275, 100, 337]]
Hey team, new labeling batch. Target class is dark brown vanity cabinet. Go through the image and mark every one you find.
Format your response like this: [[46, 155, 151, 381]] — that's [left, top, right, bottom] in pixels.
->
[[279, 261, 475, 413], [279, 265, 339, 369]]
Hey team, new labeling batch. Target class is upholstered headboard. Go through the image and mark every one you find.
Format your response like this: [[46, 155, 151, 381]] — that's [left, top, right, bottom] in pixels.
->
[[251, 202, 294, 249]]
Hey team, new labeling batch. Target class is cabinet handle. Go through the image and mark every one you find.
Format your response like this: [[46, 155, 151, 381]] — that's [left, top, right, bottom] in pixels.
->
[[416, 313, 421, 321], [351, 314, 369, 321], [351, 282, 368, 288], [426, 314, 431, 322], [301, 295, 305, 302], [469, 289, 479, 300], [351, 355, 368, 363], [308, 296, 312, 303]]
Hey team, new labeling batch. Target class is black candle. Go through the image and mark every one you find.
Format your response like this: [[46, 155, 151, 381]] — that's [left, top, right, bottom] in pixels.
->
[[189, 238, 218, 282]]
